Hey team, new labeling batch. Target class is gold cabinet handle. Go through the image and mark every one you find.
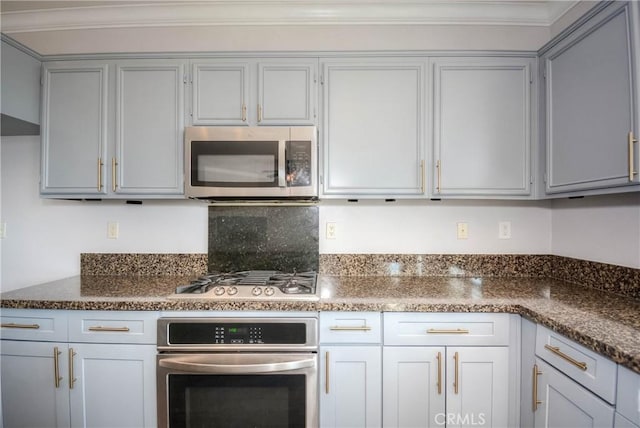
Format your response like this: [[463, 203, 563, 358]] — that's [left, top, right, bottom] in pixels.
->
[[629, 131, 638, 181], [69, 348, 77, 389], [544, 345, 587, 371], [88, 326, 130, 332], [436, 351, 442, 395], [1, 323, 40, 329], [325, 351, 330, 394], [436, 160, 441, 193], [258, 104, 263, 123], [453, 351, 459, 394], [420, 160, 425, 193], [532, 364, 542, 411], [97, 158, 103, 191], [242, 104, 247, 122], [329, 325, 372, 331], [53, 347, 63, 388], [111, 158, 118, 192], [427, 328, 469, 334]]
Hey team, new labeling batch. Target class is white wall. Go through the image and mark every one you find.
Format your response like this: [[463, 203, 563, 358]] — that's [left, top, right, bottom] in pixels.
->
[[319, 199, 551, 254], [551, 193, 640, 269], [0, 136, 208, 292]]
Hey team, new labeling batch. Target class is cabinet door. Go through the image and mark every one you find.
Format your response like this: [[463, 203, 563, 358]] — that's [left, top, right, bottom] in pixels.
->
[[69, 343, 157, 428], [115, 61, 185, 195], [320, 346, 381, 428], [258, 59, 317, 125], [545, 2, 639, 194], [322, 58, 426, 197], [533, 358, 614, 428], [1, 340, 70, 428], [41, 62, 108, 196], [383, 346, 445, 428], [432, 57, 532, 197], [191, 60, 250, 125], [446, 347, 509, 428]]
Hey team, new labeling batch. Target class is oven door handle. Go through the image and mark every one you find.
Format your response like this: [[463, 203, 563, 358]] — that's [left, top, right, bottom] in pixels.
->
[[278, 139, 287, 188], [159, 357, 315, 374]]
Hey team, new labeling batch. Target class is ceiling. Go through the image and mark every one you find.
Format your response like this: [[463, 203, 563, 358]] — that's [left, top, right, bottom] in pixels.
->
[[0, 0, 584, 55]]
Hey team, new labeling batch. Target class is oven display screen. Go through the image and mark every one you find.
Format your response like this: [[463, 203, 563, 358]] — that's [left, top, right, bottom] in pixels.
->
[[168, 322, 306, 345]]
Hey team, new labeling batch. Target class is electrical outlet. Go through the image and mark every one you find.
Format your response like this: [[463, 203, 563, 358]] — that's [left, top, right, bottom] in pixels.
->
[[457, 222, 468, 240], [326, 222, 337, 240], [107, 222, 119, 239], [499, 221, 512, 239], [0, 222, 6, 239]]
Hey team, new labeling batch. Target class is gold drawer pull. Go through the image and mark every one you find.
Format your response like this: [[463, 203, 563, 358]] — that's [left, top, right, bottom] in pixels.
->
[[427, 328, 469, 334], [329, 326, 372, 331], [53, 347, 63, 388], [544, 345, 588, 371], [69, 348, 77, 389], [325, 351, 330, 394], [1, 323, 40, 329], [436, 351, 442, 395], [88, 326, 130, 332], [629, 131, 638, 181]]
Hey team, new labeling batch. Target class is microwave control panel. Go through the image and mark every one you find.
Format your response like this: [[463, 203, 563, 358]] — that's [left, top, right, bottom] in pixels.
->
[[287, 141, 312, 187]]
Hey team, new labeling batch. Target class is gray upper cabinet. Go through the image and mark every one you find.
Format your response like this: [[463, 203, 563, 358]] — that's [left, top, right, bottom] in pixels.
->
[[432, 57, 533, 198], [321, 58, 426, 198], [543, 1, 640, 195], [191, 58, 317, 126], [191, 60, 250, 125], [115, 60, 185, 195], [41, 59, 187, 199], [41, 62, 109, 196]]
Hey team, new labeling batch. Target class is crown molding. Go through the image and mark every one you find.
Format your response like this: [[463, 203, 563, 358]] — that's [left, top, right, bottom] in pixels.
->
[[0, 1, 580, 33]]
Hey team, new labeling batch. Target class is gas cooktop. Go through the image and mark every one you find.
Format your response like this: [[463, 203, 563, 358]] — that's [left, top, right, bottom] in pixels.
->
[[169, 270, 318, 301]]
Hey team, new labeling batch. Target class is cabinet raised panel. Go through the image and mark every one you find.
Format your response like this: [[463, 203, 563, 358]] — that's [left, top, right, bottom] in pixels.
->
[[41, 63, 108, 195], [432, 57, 532, 197], [544, 1, 639, 194], [115, 62, 185, 194], [321, 58, 425, 197], [192, 61, 250, 125]]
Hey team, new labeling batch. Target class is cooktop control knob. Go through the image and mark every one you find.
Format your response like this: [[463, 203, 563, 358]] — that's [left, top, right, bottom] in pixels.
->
[[264, 286, 275, 296], [227, 286, 238, 296], [214, 286, 225, 296], [251, 287, 263, 296]]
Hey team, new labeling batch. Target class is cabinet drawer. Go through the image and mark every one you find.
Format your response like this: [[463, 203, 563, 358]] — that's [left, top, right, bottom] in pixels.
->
[[319, 312, 381, 344], [383, 313, 510, 346], [68, 311, 157, 344], [535, 325, 617, 404], [0, 309, 68, 342], [617, 366, 640, 425]]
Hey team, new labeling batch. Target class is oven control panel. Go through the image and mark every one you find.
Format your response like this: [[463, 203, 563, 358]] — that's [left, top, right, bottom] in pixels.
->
[[164, 320, 311, 346]]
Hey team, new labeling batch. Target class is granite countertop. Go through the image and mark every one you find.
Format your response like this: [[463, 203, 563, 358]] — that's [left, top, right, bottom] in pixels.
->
[[1, 274, 639, 374]]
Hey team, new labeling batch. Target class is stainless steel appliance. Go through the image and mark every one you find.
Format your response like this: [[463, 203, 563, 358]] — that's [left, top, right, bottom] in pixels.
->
[[169, 270, 318, 301], [185, 126, 317, 199], [156, 317, 318, 428]]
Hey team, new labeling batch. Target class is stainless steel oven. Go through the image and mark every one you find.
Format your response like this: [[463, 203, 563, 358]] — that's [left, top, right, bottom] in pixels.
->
[[184, 126, 317, 199], [157, 317, 318, 428]]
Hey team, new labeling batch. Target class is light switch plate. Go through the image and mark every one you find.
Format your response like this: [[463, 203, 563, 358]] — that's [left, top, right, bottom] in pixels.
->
[[107, 222, 119, 239], [457, 222, 468, 240]]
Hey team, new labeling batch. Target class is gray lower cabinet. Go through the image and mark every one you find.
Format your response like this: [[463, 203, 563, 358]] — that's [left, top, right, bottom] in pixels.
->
[[191, 58, 317, 126], [40, 59, 186, 198], [1, 309, 157, 428], [319, 312, 382, 428], [616, 366, 640, 428], [431, 57, 534, 197], [320, 58, 426, 198], [533, 358, 614, 428], [542, 1, 640, 195]]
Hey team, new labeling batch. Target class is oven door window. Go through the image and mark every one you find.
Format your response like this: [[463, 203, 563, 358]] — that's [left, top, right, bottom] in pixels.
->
[[191, 140, 279, 187], [168, 374, 306, 428]]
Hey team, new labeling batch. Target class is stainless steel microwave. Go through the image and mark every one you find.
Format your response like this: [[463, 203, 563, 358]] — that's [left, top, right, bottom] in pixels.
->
[[185, 126, 317, 199]]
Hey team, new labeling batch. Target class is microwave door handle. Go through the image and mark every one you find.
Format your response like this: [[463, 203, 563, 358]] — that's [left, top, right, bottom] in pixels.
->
[[278, 140, 287, 188]]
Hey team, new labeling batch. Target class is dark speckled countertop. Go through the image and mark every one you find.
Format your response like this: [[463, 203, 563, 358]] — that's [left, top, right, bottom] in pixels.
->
[[1, 275, 639, 374]]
